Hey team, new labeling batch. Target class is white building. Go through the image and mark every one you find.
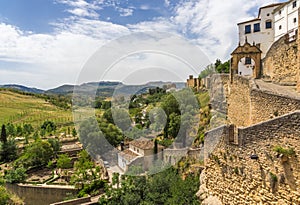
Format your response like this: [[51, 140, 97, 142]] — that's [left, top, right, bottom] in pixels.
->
[[118, 138, 164, 172], [274, 0, 299, 41], [238, 3, 283, 58]]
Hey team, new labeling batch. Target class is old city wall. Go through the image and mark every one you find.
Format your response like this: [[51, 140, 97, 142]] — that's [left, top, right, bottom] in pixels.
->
[[263, 35, 298, 85], [201, 111, 300, 204], [227, 75, 252, 127], [6, 183, 78, 205], [208, 74, 229, 115], [224, 75, 300, 127], [250, 88, 300, 124]]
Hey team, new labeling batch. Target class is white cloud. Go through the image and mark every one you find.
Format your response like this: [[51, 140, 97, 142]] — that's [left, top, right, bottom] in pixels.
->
[[56, 0, 102, 18], [118, 8, 134, 17], [0, 0, 284, 88], [164, 0, 170, 7], [0, 19, 130, 88]]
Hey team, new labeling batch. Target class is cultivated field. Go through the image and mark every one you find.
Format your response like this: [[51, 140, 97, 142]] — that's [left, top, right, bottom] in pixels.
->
[[0, 90, 73, 129]]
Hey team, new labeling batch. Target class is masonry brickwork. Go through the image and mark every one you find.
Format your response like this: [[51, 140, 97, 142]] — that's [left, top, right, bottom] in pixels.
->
[[263, 35, 298, 85], [200, 111, 300, 204], [186, 75, 201, 91], [224, 75, 300, 127]]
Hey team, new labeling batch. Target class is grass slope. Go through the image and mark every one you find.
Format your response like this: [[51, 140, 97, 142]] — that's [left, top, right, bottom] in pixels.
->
[[0, 90, 72, 128]]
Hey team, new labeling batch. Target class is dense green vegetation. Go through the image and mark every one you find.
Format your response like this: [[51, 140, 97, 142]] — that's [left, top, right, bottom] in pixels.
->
[[99, 167, 200, 205], [0, 83, 212, 204], [199, 59, 230, 79]]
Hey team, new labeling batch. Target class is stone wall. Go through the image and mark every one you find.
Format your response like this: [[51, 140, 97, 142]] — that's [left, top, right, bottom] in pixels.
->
[[239, 111, 300, 146], [187, 75, 201, 91], [250, 89, 300, 124], [204, 125, 229, 161], [201, 111, 300, 204], [6, 183, 78, 205], [208, 74, 229, 115], [225, 75, 300, 127], [227, 75, 252, 127], [263, 35, 298, 85]]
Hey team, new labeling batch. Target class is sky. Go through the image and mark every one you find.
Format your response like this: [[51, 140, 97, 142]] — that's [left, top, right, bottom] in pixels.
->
[[0, 0, 285, 89]]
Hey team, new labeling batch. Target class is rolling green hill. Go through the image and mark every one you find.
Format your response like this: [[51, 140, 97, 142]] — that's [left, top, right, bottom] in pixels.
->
[[0, 89, 73, 129]]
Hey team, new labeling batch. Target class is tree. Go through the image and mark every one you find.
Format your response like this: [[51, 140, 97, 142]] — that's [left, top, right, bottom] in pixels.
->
[[6, 123, 15, 137], [16, 125, 23, 136], [214, 58, 222, 68], [15, 140, 54, 168], [41, 121, 56, 133], [47, 138, 61, 157], [101, 101, 111, 110], [33, 131, 39, 141], [71, 150, 99, 188], [103, 109, 113, 124], [56, 154, 72, 169], [1, 125, 7, 144], [23, 124, 34, 136], [216, 60, 230, 73], [168, 113, 181, 138], [5, 167, 27, 184], [72, 128, 77, 138], [0, 138, 18, 162], [40, 129, 46, 137], [199, 64, 215, 79]]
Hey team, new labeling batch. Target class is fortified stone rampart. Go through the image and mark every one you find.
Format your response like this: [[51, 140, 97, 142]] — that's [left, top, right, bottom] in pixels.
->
[[204, 125, 230, 161], [201, 111, 300, 204], [250, 88, 300, 124], [263, 35, 298, 85], [186, 75, 201, 91], [227, 75, 252, 127], [224, 75, 300, 127], [238, 110, 300, 146], [208, 74, 229, 115]]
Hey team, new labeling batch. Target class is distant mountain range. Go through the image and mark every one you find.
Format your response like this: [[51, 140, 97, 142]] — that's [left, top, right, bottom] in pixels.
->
[[0, 81, 186, 96], [0, 84, 44, 94]]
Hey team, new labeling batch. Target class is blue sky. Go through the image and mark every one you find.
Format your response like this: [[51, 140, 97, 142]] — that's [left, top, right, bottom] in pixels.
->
[[0, 0, 284, 89]]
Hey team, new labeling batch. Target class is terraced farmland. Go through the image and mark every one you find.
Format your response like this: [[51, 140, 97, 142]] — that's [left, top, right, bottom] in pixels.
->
[[0, 90, 73, 129]]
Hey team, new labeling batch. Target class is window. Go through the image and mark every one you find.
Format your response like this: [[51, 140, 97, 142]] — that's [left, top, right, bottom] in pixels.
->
[[245, 57, 252, 65], [245, 25, 251, 34], [266, 21, 272, 29], [279, 25, 282, 30], [293, 1, 297, 8], [294, 18, 297, 23], [254, 23, 260, 32], [279, 10, 281, 15], [267, 13, 270, 16]]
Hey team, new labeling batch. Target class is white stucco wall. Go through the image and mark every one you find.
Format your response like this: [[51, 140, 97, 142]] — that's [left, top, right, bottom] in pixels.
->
[[274, 0, 299, 41], [238, 5, 279, 58], [238, 58, 255, 76]]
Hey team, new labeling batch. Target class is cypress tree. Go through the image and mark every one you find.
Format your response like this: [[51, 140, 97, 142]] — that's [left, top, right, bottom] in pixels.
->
[[1, 125, 7, 144]]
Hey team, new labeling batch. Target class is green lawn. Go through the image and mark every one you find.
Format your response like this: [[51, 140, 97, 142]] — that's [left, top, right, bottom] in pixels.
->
[[0, 90, 73, 129]]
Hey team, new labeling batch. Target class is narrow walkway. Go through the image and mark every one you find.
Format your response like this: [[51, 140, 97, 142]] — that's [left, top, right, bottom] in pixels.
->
[[254, 79, 300, 99]]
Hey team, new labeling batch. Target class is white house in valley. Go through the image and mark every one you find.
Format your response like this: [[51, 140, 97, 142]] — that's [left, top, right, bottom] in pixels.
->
[[273, 0, 299, 41], [117, 138, 164, 172]]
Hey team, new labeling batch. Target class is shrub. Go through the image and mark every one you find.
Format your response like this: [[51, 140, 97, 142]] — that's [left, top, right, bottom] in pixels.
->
[[273, 146, 295, 156], [5, 167, 27, 184]]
